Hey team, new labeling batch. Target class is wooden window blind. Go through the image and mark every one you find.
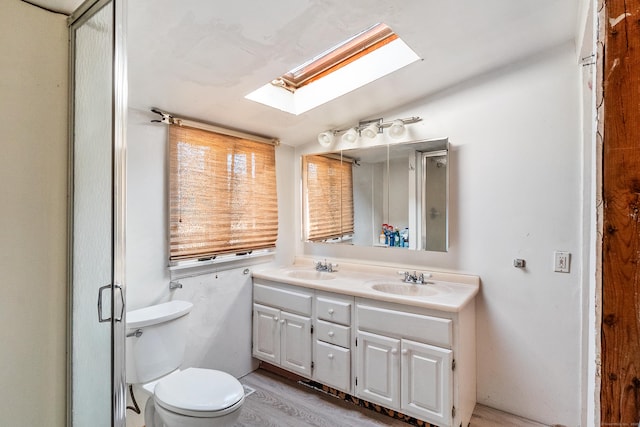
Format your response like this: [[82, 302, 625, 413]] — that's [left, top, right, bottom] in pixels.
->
[[169, 125, 278, 261], [302, 154, 354, 241]]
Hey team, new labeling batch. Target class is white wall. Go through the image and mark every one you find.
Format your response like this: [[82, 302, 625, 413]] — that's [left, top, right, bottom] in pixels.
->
[[296, 42, 583, 425], [0, 1, 68, 426]]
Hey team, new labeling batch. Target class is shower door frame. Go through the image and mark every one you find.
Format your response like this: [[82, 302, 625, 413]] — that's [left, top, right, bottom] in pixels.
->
[[67, 0, 127, 425]]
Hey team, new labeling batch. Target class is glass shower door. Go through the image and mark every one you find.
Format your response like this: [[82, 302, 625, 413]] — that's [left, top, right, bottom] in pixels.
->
[[69, 0, 127, 426]]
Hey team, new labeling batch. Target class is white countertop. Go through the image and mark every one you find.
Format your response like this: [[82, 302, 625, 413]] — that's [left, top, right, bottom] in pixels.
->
[[252, 259, 480, 312]]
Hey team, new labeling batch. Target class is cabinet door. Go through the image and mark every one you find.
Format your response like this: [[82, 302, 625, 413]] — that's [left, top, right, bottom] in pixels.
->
[[252, 304, 281, 364], [314, 340, 351, 392], [356, 331, 400, 408], [401, 339, 453, 426], [280, 311, 312, 377]]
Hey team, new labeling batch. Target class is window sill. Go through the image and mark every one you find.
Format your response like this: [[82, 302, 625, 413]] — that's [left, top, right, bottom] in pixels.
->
[[169, 250, 275, 279]]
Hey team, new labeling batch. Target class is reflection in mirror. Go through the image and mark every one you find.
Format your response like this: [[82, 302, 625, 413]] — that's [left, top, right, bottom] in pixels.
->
[[302, 154, 354, 242], [420, 149, 448, 251], [302, 138, 448, 251]]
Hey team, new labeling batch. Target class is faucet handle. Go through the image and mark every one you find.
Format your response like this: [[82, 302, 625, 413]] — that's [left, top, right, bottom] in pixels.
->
[[314, 259, 333, 271], [398, 271, 411, 282]]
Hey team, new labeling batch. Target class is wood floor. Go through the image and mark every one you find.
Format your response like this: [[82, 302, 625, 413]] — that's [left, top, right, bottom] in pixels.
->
[[470, 405, 548, 427], [236, 369, 548, 427]]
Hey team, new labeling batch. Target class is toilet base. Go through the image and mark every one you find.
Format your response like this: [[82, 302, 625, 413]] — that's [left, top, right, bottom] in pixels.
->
[[145, 397, 243, 427]]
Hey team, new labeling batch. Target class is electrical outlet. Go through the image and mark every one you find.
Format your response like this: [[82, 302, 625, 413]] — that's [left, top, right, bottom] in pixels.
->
[[554, 251, 570, 273]]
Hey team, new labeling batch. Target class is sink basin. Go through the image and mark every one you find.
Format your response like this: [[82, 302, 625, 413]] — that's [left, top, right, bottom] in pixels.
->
[[371, 282, 446, 297], [286, 270, 336, 280]]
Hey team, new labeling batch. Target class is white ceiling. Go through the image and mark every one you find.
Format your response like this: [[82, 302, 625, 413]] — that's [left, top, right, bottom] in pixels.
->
[[31, 0, 580, 146]]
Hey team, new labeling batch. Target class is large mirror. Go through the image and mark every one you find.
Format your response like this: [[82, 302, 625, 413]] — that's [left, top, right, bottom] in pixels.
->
[[302, 138, 449, 251]]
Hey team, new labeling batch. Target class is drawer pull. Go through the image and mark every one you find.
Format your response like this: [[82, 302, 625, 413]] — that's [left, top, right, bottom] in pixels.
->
[[328, 308, 335, 315], [391, 348, 398, 355], [327, 353, 334, 360], [328, 331, 335, 337], [401, 349, 408, 355]]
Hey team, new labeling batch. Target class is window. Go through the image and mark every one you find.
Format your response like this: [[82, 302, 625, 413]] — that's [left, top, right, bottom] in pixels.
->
[[302, 154, 354, 241], [245, 23, 420, 115], [168, 125, 278, 262], [272, 23, 397, 92]]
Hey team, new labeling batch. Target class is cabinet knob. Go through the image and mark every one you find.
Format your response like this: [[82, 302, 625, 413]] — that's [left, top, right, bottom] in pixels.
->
[[401, 349, 408, 355], [273, 316, 279, 322], [280, 319, 285, 324], [391, 348, 398, 355], [328, 353, 334, 360], [328, 308, 335, 315], [328, 331, 335, 337]]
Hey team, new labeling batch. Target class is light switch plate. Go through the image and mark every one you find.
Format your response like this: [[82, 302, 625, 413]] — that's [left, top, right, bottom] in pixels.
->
[[554, 251, 570, 273]]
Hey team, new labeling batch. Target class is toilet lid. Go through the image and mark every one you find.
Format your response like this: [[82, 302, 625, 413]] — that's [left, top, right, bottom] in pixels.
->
[[154, 368, 245, 418]]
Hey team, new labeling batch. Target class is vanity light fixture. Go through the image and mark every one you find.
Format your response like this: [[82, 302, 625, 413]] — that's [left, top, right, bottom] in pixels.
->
[[361, 120, 382, 139], [342, 128, 358, 144], [388, 119, 406, 139], [317, 130, 335, 147], [317, 116, 421, 146]]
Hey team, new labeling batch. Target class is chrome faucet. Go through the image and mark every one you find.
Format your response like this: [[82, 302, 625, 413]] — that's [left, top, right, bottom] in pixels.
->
[[402, 271, 429, 284], [315, 260, 337, 272]]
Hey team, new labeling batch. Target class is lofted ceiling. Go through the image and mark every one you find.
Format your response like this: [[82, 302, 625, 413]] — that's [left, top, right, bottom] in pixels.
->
[[31, 0, 581, 146]]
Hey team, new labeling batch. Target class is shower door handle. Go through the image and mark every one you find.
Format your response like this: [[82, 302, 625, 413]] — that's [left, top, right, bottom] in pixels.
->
[[114, 284, 125, 322], [97, 284, 111, 323], [97, 284, 125, 323]]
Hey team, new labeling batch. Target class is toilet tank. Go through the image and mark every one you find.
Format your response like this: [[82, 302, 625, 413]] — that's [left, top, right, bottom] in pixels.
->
[[125, 300, 194, 384]]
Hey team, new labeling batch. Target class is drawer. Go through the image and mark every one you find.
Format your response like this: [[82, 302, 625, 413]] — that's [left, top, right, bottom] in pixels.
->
[[254, 282, 313, 316], [315, 319, 351, 348], [356, 303, 452, 348], [313, 340, 351, 392], [316, 294, 352, 326]]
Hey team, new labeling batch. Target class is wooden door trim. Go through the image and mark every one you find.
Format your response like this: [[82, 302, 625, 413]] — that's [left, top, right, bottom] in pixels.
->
[[600, 0, 640, 422]]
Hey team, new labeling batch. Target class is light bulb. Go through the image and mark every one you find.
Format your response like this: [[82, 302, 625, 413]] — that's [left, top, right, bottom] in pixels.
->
[[317, 131, 334, 147], [361, 123, 379, 139], [388, 119, 405, 139], [342, 128, 358, 143]]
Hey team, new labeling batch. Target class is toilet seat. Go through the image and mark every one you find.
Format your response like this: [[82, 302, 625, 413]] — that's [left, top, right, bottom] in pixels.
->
[[154, 368, 245, 418]]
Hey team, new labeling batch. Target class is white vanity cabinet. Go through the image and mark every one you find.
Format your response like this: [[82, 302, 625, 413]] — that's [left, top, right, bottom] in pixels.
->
[[252, 280, 313, 377], [312, 292, 354, 393], [251, 271, 477, 427], [355, 299, 475, 427]]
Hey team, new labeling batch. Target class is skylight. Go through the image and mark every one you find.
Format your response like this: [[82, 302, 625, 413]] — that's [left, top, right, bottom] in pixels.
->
[[245, 23, 420, 115]]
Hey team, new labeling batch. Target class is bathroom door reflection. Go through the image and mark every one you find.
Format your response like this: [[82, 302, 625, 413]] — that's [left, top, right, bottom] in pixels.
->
[[421, 151, 448, 251], [69, 1, 127, 426]]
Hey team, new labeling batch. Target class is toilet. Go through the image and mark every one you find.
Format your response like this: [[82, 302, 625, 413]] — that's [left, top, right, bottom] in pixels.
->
[[126, 300, 245, 427]]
